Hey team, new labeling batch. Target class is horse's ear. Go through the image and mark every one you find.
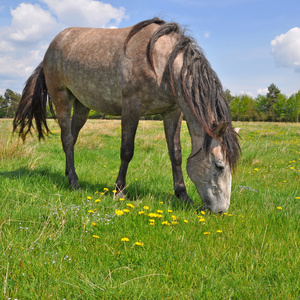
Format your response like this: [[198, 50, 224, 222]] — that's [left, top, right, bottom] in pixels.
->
[[234, 127, 241, 134], [215, 122, 228, 138]]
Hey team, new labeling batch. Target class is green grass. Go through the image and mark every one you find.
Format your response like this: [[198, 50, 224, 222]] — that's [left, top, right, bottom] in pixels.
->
[[0, 119, 299, 299]]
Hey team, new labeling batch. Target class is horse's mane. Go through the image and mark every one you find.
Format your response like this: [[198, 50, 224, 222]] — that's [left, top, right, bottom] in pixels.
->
[[124, 18, 240, 170]]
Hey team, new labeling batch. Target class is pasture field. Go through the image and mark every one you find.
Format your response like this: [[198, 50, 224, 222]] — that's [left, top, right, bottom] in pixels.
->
[[0, 119, 299, 299]]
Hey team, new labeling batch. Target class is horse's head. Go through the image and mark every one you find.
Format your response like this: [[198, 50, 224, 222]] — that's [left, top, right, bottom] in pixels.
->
[[187, 124, 240, 214]]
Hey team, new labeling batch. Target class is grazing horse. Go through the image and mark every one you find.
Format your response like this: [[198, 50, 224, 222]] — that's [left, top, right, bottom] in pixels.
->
[[13, 18, 240, 213]]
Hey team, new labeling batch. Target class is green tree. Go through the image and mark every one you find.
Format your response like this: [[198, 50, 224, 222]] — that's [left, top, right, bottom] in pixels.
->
[[223, 89, 235, 104], [0, 89, 21, 118], [230, 94, 257, 121]]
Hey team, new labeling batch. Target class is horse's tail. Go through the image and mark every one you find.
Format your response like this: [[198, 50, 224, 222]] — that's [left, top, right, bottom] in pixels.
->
[[13, 62, 55, 141]]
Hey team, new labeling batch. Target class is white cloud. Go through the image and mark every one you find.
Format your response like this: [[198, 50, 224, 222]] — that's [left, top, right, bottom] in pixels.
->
[[271, 27, 300, 73], [257, 88, 268, 95], [0, 0, 126, 94], [42, 0, 126, 28], [204, 31, 210, 39], [9, 3, 58, 43]]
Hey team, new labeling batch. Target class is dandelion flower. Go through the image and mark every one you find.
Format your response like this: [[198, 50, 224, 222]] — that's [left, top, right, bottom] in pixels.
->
[[162, 221, 171, 226], [135, 242, 144, 246], [168, 209, 173, 213], [184, 220, 188, 223], [200, 211, 206, 215], [87, 196, 92, 200], [138, 211, 145, 215], [121, 237, 129, 242], [103, 188, 109, 191], [156, 210, 163, 214], [93, 235, 100, 238], [217, 230, 222, 233], [198, 217, 205, 222], [88, 210, 95, 213], [203, 232, 211, 235], [296, 197, 300, 199], [126, 203, 135, 208], [95, 199, 101, 203], [143, 206, 150, 210], [91, 222, 97, 226], [159, 201, 164, 204], [277, 207, 283, 210], [172, 221, 179, 225], [171, 215, 178, 221], [123, 209, 130, 213], [115, 209, 124, 216], [112, 189, 117, 193], [119, 198, 125, 201]]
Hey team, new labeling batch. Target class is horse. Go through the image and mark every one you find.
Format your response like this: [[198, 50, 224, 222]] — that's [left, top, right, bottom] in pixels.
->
[[13, 18, 240, 213]]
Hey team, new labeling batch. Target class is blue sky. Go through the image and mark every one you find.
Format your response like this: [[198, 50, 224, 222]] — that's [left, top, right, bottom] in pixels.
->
[[0, 0, 299, 97]]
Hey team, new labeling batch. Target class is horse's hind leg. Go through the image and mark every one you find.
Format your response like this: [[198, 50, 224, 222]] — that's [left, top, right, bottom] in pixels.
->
[[162, 109, 193, 204], [50, 88, 84, 188], [71, 99, 90, 145], [115, 99, 140, 195]]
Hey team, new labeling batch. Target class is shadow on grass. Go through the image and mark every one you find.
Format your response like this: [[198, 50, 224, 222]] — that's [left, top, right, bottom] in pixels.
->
[[0, 167, 203, 211], [0, 167, 109, 192]]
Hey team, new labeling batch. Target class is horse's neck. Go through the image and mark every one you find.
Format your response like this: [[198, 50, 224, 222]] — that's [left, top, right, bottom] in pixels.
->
[[184, 112, 206, 152]]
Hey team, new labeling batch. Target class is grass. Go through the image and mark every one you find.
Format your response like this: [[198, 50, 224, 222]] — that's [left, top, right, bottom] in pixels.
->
[[0, 118, 299, 299]]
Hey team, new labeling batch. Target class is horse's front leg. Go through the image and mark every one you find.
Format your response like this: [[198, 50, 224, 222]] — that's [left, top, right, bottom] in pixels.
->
[[162, 109, 193, 204], [115, 99, 140, 196]]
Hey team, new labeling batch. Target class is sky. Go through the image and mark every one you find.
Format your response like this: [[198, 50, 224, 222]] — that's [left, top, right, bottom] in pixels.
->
[[0, 0, 299, 97]]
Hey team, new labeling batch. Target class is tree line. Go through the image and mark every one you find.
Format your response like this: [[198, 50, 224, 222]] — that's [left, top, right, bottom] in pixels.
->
[[226, 84, 300, 122], [1, 84, 300, 122]]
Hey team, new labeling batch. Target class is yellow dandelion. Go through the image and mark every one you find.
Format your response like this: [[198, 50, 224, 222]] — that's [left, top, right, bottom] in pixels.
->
[[103, 188, 109, 191], [168, 209, 173, 213], [88, 210, 95, 213], [123, 209, 130, 213], [148, 213, 158, 218], [169, 191, 173, 195], [198, 217, 206, 222], [121, 237, 129, 242], [119, 198, 125, 201], [184, 220, 189, 223], [296, 197, 300, 199], [162, 221, 171, 226], [95, 199, 101, 203], [93, 235, 100, 238], [112, 189, 117, 193], [159, 201, 164, 204], [277, 207, 283, 210], [200, 211, 206, 215], [157, 214, 163, 218], [126, 203, 135, 208], [156, 210, 163, 214], [171, 215, 178, 221], [149, 219, 155, 223], [115, 209, 124, 216], [91, 222, 97, 226], [203, 232, 211, 235], [87, 196, 92, 200], [217, 230, 222, 233], [138, 211, 145, 215], [143, 206, 150, 210], [172, 221, 179, 225], [135, 242, 144, 246]]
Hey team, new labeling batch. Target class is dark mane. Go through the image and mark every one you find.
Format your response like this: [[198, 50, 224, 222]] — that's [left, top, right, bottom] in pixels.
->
[[124, 18, 240, 170]]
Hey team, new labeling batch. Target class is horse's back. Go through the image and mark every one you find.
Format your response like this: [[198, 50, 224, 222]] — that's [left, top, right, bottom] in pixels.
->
[[43, 24, 178, 115]]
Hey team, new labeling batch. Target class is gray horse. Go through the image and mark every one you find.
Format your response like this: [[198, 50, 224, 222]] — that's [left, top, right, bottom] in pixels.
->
[[13, 18, 240, 213]]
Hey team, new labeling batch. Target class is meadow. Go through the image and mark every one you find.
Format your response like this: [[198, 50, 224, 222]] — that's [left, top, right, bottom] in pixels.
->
[[0, 118, 299, 299]]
